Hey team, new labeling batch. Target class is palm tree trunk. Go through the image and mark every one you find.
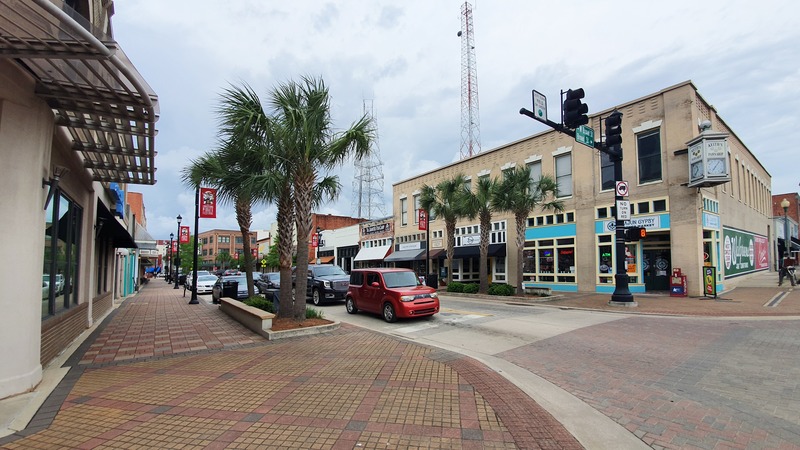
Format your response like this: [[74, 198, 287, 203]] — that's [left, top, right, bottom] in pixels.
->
[[293, 171, 315, 321], [479, 211, 490, 294], [515, 213, 526, 295], [445, 220, 456, 285], [277, 182, 295, 319], [235, 198, 255, 297]]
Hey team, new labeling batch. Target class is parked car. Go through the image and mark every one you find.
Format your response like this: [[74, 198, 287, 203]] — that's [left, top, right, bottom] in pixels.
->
[[345, 268, 439, 323], [193, 274, 219, 295], [293, 264, 350, 305], [211, 275, 259, 303], [255, 272, 280, 292]]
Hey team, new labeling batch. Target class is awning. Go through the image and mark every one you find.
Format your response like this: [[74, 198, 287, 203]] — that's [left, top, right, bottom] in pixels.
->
[[97, 201, 136, 248], [318, 255, 335, 264], [384, 248, 425, 262], [452, 243, 507, 259], [0, 1, 159, 185], [428, 249, 446, 260], [354, 245, 392, 262]]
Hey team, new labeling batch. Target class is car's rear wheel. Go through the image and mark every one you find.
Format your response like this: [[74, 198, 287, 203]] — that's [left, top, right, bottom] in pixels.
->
[[312, 288, 322, 306], [345, 297, 358, 314], [382, 302, 397, 323]]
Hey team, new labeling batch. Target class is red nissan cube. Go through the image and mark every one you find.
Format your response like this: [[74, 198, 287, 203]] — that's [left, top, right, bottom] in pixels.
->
[[345, 268, 439, 323]]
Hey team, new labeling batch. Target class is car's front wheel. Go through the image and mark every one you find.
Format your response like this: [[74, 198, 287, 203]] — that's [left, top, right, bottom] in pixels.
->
[[312, 288, 322, 306], [345, 297, 358, 314], [382, 302, 397, 323]]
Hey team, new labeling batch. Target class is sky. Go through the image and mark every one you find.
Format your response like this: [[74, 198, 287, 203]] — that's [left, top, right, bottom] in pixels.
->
[[111, 0, 800, 240]]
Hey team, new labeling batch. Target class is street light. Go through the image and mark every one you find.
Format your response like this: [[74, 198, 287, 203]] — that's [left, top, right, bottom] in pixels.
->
[[315, 226, 323, 264], [782, 198, 790, 261], [168, 232, 174, 283], [174, 214, 182, 289]]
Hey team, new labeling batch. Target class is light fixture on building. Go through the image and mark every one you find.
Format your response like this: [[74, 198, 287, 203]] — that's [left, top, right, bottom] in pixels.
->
[[42, 165, 69, 210]]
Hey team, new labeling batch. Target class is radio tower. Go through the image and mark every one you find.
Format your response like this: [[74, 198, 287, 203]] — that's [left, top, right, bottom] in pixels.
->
[[458, 2, 481, 159], [352, 99, 386, 219]]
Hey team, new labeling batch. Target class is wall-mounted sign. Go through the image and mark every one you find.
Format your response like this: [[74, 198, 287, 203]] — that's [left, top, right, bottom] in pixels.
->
[[362, 222, 392, 235], [722, 227, 768, 277], [687, 128, 731, 188]]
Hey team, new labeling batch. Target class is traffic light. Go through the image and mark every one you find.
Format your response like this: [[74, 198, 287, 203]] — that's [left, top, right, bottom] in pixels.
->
[[626, 227, 647, 241], [605, 110, 623, 148], [563, 88, 588, 129]]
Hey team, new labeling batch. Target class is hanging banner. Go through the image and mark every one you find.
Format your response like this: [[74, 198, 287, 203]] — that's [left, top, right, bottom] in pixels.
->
[[311, 234, 319, 248], [172, 241, 178, 252], [200, 187, 217, 218], [179, 226, 190, 243], [418, 210, 427, 231]]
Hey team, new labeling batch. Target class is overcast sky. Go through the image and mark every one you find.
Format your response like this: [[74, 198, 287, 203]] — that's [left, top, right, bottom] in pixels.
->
[[112, 0, 800, 240]]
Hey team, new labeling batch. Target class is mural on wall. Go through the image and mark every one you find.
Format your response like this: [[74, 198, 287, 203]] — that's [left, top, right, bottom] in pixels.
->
[[722, 227, 768, 277]]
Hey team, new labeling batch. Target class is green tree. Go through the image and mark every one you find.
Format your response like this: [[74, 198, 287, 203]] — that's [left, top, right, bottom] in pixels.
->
[[492, 167, 563, 294], [420, 174, 470, 286], [215, 251, 232, 270], [182, 85, 270, 298], [457, 175, 499, 294], [268, 76, 374, 321]]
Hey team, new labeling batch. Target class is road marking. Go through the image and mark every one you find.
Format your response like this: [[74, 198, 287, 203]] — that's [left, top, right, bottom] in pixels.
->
[[764, 291, 788, 308], [394, 311, 488, 334]]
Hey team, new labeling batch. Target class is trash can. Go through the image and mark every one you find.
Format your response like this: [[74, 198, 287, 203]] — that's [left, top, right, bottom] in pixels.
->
[[425, 273, 438, 288], [222, 280, 239, 299], [262, 288, 280, 314]]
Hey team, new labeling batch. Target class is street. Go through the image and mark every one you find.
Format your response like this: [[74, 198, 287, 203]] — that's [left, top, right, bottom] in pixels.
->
[[314, 294, 800, 449]]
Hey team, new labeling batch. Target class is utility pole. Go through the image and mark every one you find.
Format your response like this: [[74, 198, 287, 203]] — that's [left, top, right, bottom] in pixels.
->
[[520, 89, 637, 306]]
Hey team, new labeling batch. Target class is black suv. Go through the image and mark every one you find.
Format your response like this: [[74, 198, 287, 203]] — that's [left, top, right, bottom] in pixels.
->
[[293, 264, 350, 305]]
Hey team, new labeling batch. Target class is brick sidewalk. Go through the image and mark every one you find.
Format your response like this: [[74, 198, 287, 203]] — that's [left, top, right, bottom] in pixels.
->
[[1, 281, 581, 449]]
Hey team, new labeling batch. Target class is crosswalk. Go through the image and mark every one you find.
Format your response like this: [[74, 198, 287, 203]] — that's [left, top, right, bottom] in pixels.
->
[[393, 308, 490, 334]]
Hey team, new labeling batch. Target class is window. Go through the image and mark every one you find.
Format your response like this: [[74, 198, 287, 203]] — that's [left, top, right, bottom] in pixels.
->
[[637, 130, 662, 183], [600, 152, 614, 191], [527, 161, 542, 192], [413, 194, 420, 224], [400, 197, 408, 226], [555, 154, 572, 197], [43, 191, 82, 318], [522, 238, 575, 284]]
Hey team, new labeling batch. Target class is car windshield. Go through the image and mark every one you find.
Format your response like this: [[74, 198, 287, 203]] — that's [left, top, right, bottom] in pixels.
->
[[197, 275, 217, 282], [267, 273, 280, 281], [226, 276, 247, 284], [313, 266, 347, 277], [383, 271, 420, 288]]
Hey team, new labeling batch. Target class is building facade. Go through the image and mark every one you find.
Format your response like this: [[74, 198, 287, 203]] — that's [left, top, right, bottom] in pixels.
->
[[197, 229, 258, 270], [392, 81, 772, 296], [0, 2, 159, 399]]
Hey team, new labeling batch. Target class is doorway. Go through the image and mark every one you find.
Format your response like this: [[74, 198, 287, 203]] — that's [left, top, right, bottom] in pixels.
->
[[642, 238, 671, 291]]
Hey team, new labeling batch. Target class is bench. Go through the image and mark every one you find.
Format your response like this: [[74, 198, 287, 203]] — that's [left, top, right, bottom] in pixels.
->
[[524, 286, 552, 296], [219, 298, 275, 338]]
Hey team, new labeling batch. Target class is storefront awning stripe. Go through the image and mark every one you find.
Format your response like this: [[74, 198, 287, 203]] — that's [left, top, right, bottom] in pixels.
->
[[354, 245, 392, 262], [383, 248, 425, 262]]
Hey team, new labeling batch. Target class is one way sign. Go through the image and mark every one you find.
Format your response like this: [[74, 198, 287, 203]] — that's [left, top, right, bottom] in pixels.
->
[[615, 181, 629, 197]]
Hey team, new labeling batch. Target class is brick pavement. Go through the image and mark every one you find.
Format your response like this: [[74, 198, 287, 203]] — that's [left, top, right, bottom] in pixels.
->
[[0, 281, 581, 450]]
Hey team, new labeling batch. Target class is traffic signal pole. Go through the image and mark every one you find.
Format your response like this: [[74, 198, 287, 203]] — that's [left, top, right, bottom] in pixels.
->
[[521, 93, 636, 306]]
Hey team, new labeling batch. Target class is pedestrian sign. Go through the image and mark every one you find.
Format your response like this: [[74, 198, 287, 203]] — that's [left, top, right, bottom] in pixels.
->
[[532, 90, 547, 122]]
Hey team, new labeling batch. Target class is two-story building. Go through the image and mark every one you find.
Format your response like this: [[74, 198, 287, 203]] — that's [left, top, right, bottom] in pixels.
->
[[392, 81, 772, 296]]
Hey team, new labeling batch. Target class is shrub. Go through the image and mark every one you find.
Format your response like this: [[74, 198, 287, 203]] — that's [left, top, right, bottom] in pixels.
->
[[244, 297, 275, 313], [306, 307, 325, 320], [463, 283, 479, 294], [447, 282, 465, 293], [488, 283, 515, 296]]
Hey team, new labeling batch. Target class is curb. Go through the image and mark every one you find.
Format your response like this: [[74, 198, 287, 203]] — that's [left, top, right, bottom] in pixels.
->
[[265, 320, 340, 340]]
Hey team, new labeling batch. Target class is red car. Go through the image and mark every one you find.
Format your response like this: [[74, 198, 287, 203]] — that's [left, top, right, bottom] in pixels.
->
[[345, 268, 439, 322]]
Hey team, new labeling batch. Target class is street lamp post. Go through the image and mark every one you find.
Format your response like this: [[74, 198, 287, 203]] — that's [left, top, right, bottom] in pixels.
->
[[174, 215, 182, 289], [315, 226, 322, 264], [168, 233, 173, 283]]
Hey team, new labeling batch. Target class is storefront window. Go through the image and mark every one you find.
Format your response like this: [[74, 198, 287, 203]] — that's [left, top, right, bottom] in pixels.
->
[[523, 238, 575, 284], [43, 191, 81, 318], [493, 257, 506, 282]]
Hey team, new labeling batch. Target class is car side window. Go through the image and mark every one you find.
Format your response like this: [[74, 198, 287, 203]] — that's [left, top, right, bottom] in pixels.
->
[[366, 273, 381, 286], [350, 272, 363, 285]]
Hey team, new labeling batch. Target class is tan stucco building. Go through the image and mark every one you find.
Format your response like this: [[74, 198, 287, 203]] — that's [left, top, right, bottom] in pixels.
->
[[392, 81, 772, 296]]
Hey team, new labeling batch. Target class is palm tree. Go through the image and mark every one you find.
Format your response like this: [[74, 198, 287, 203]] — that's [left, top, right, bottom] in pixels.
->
[[182, 85, 270, 298], [457, 175, 499, 294], [492, 166, 563, 294], [215, 251, 232, 271], [420, 174, 470, 286], [269, 76, 374, 321]]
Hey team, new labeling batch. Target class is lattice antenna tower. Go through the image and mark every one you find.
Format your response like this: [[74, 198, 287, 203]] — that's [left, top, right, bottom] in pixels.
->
[[458, 1, 481, 159], [352, 99, 386, 219]]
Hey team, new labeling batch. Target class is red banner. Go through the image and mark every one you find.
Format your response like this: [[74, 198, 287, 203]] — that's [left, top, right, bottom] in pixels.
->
[[418, 210, 427, 231], [200, 187, 217, 218], [311, 234, 319, 248], [179, 226, 190, 244], [252, 248, 258, 257], [172, 241, 178, 252]]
